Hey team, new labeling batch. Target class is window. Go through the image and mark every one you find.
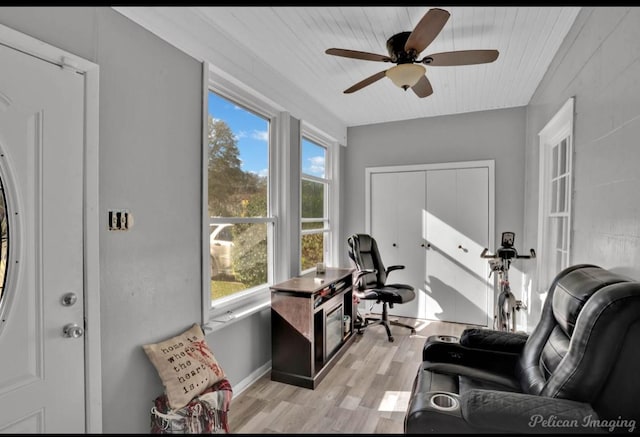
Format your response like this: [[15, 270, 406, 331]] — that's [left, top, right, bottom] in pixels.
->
[[203, 73, 342, 329], [300, 137, 330, 272], [207, 90, 273, 304], [537, 97, 574, 292], [0, 178, 9, 311]]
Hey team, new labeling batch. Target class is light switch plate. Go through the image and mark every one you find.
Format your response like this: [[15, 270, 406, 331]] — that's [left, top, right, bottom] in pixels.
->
[[108, 209, 132, 231]]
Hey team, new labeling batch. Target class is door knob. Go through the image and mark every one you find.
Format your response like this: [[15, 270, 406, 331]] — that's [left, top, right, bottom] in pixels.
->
[[63, 323, 84, 338]]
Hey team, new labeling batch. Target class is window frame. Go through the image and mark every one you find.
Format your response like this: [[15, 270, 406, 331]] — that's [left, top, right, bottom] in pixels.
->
[[300, 137, 329, 273], [202, 69, 283, 331], [536, 97, 574, 295], [201, 66, 343, 333], [300, 124, 339, 274]]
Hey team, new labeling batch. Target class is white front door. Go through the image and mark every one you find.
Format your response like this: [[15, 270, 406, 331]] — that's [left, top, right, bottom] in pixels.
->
[[0, 41, 85, 432]]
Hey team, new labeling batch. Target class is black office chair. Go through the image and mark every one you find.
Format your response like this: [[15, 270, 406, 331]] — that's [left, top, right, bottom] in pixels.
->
[[347, 233, 417, 342]]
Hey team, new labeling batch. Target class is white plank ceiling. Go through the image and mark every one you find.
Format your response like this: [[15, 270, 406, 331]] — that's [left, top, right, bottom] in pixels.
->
[[118, 6, 581, 128]]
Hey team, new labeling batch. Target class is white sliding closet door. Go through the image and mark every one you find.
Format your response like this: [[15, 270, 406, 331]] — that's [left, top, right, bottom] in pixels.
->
[[425, 167, 490, 326], [366, 161, 493, 326], [369, 171, 425, 319]]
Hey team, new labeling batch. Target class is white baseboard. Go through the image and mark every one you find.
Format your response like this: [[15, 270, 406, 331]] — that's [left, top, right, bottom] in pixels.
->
[[231, 361, 272, 397]]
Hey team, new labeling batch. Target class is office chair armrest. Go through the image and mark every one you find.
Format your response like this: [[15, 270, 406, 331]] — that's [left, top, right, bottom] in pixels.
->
[[353, 269, 376, 283], [461, 390, 603, 433], [385, 265, 405, 275]]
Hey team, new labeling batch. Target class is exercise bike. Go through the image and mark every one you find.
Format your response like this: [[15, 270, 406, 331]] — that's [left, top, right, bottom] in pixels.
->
[[480, 231, 536, 332]]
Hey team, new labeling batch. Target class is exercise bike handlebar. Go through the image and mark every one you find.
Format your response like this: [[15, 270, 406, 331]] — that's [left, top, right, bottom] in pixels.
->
[[480, 247, 536, 259]]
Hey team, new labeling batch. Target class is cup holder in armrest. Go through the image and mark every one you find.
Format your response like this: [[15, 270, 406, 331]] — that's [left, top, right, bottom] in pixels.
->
[[407, 391, 468, 433], [436, 335, 459, 343], [423, 335, 462, 363], [429, 392, 460, 411]]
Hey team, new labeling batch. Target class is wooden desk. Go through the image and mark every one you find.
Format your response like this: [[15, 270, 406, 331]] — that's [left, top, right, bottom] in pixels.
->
[[270, 267, 355, 389]]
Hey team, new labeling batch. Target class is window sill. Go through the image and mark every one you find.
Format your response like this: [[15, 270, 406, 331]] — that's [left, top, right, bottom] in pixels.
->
[[203, 289, 271, 335]]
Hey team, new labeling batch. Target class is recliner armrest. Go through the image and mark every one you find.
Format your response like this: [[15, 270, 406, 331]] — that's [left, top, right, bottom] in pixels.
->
[[460, 328, 528, 354], [461, 390, 605, 434], [423, 340, 520, 376]]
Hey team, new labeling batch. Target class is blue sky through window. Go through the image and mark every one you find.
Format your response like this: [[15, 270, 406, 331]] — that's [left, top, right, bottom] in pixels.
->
[[208, 91, 325, 178], [302, 138, 326, 178]]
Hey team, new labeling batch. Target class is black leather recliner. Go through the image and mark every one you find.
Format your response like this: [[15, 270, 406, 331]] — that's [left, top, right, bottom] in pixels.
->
[[405, 264, 640, 434]]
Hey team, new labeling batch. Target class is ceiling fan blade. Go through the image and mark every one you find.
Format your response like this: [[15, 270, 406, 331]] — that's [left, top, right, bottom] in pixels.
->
[[412, 75, 433, 98], [404, 8, 450, 55], [421, 49, 499, 66], [344, 70, 387, 94], [326, 48, 392, 63]]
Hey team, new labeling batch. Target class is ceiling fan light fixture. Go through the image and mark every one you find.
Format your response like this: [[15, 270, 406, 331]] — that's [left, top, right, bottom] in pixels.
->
[[386, 64, 425, 90], [326, 8, 497, 97]]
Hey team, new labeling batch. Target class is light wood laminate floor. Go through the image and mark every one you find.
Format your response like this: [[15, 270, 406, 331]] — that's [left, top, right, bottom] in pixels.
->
[[228, 316, 472, 434]]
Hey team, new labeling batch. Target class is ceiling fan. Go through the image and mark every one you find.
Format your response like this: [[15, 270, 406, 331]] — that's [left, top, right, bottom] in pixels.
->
[[325, 7, 499, 98]]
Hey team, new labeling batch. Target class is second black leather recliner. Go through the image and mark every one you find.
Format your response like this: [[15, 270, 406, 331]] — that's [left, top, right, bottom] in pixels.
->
[[405, 264, 640, 434]]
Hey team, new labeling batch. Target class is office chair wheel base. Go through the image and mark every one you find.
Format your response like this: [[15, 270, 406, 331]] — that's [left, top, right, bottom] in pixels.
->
[[388, 336, 394, 342]]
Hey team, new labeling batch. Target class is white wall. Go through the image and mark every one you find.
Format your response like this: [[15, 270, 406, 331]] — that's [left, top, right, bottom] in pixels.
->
[[341, 107, 528, 314], [112, 6, 347, 147], [522, 7, 640, 330]]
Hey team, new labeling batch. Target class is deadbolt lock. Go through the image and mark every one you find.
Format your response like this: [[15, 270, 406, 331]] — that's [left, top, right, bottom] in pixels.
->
[[61, 292, 77, 306]]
